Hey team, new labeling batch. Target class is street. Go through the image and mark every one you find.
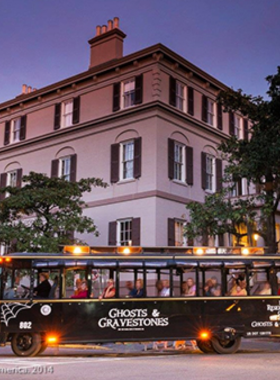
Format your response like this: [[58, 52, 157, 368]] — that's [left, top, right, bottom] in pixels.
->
[[0, 339, 280, 380]]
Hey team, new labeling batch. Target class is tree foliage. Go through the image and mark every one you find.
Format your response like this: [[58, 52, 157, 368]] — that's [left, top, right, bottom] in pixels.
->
[[185, 189, 257, 246], [0, 172, 108, 253], [186, 66, 280, 251]]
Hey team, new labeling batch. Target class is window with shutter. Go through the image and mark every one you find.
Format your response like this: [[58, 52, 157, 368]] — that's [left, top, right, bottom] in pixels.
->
[[117, 218, 133, 246], [134, 74, 143, 105], [167, 218, 175, 246], [216, 159, 222, 192], [174, 220, 187, 246], [133, 137, 142, 179], [108, 221, 117, 246], [54, 103, 61, 130], [202, 95, 208, 122], [70, 154, 77, 182], [111, 143, 120, 183], [16, 169, 23, 188], [113, 82, 120, 112], [51, 159, 59, 178], [4, 121, 10, 146], [243, 119, 249, 141], [72, 96, 80, 124], [62, 100, 73, 127], [187, 87, 194, 116], [202, 152, 218, 192], [121, 141, 134, 180], [132, 217, 141, 246], [229, 112, 235, 136], [20, 116, 27, 141], [201, 152, 207, 190], [169, 140, 193, 185], [0, 173, 7, 201], [169, 76, 176, 107], [186, 146, 193, 186], [168, 139, 175, 180], [217, 103, 223, 130]]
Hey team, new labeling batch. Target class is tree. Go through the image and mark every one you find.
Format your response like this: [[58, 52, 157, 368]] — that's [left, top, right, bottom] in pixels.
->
[[0, 172, 107, 253], [185, 67, 280, 251], [185, 189, 257, 246], [217, 66, 280, 252]]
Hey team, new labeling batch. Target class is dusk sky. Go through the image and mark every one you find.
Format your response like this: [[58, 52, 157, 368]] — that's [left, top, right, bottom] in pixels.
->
[[0, 0, 279, 104]]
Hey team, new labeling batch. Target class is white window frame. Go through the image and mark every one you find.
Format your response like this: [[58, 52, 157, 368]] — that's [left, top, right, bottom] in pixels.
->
[[7, 170, 17, 188], [120, 140, 134, 181], [207, 99, 215, 126], [176, 81, 186, 112], [174, 142, 186, 182], [59, 156, 71, 181], [205, 154, 215, 192], [117, 218, 133, 246], [61, 99, 73, 128], [175, 220, 187, 247], [121, 79, 136, 109], [11, 118, 21, 143]]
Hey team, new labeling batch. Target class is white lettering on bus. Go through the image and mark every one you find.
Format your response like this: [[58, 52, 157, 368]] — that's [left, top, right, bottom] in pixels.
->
[[98, 308, 169, 331], [251, 321, 273, 328]]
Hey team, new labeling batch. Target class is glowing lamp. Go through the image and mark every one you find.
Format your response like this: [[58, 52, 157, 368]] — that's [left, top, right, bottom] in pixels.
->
[[63, 245, 90, 254], [117, 246, 142, 255], [46, 336, 58, 344], [241, 248, 250, 255], [199, 331, 210, 340], [194, 247, 205, 255], [253, 234, 259, 241]]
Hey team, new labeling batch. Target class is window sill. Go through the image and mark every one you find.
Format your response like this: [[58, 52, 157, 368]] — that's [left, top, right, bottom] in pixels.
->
[[172, 179, 188, 187], [117, 178, 136, 185], [204, 189, 215, 194]]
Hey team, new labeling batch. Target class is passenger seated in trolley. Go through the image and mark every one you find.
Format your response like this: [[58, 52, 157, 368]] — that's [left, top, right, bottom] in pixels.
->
[[130, 279, 144, 298], [33, 272, 51, 298], [258, 281, 272, 295], [160, 280, 170, 297], [99, 279, 116, 299], [230, 275, 247, 296], [3, 272, 24, 299], [71, 280, 88, 299], [186, 278, 196, 296]]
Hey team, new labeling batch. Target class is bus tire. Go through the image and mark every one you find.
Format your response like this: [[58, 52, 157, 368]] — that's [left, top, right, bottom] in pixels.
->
[[11, 333, 42, 357], [211, 336, 241, 354], [196, 339, 214, 353], [38, 341, 48, 355]]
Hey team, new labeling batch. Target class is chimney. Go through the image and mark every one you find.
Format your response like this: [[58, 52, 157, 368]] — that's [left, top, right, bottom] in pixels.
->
[[22, 84, 27, 94], [88, 17, 126, 69]]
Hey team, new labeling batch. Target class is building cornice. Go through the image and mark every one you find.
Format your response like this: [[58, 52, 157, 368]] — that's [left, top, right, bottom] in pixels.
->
[[0, 44, 230, 113]]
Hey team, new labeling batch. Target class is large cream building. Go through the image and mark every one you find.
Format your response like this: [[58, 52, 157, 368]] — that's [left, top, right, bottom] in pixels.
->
[[0, 18, 253, 248]]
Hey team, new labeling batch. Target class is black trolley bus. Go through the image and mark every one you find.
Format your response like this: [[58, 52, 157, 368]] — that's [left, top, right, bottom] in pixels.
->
[[1, 245, 280, 357]]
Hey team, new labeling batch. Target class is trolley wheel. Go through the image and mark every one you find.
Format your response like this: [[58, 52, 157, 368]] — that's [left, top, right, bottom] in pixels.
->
[[38, 341, 48, 355], [211, 336, 241, 354], [196, 339, 214, 353], [11, 333, 42, 357]]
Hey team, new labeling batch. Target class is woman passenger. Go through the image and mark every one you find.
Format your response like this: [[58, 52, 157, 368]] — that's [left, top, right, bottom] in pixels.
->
[[130, 279, 144, 298], [186, 278, 196, 296], [71, 280, 88, 299], [99, 279, 116, 299], [258, 281, 272, 295]]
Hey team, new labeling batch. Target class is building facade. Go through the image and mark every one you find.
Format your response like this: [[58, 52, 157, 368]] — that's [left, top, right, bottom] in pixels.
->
[[0, 18, 257, 248]]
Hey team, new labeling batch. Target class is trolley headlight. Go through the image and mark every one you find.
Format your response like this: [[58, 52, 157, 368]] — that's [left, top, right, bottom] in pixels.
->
[[199, 331, 211, 340]]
